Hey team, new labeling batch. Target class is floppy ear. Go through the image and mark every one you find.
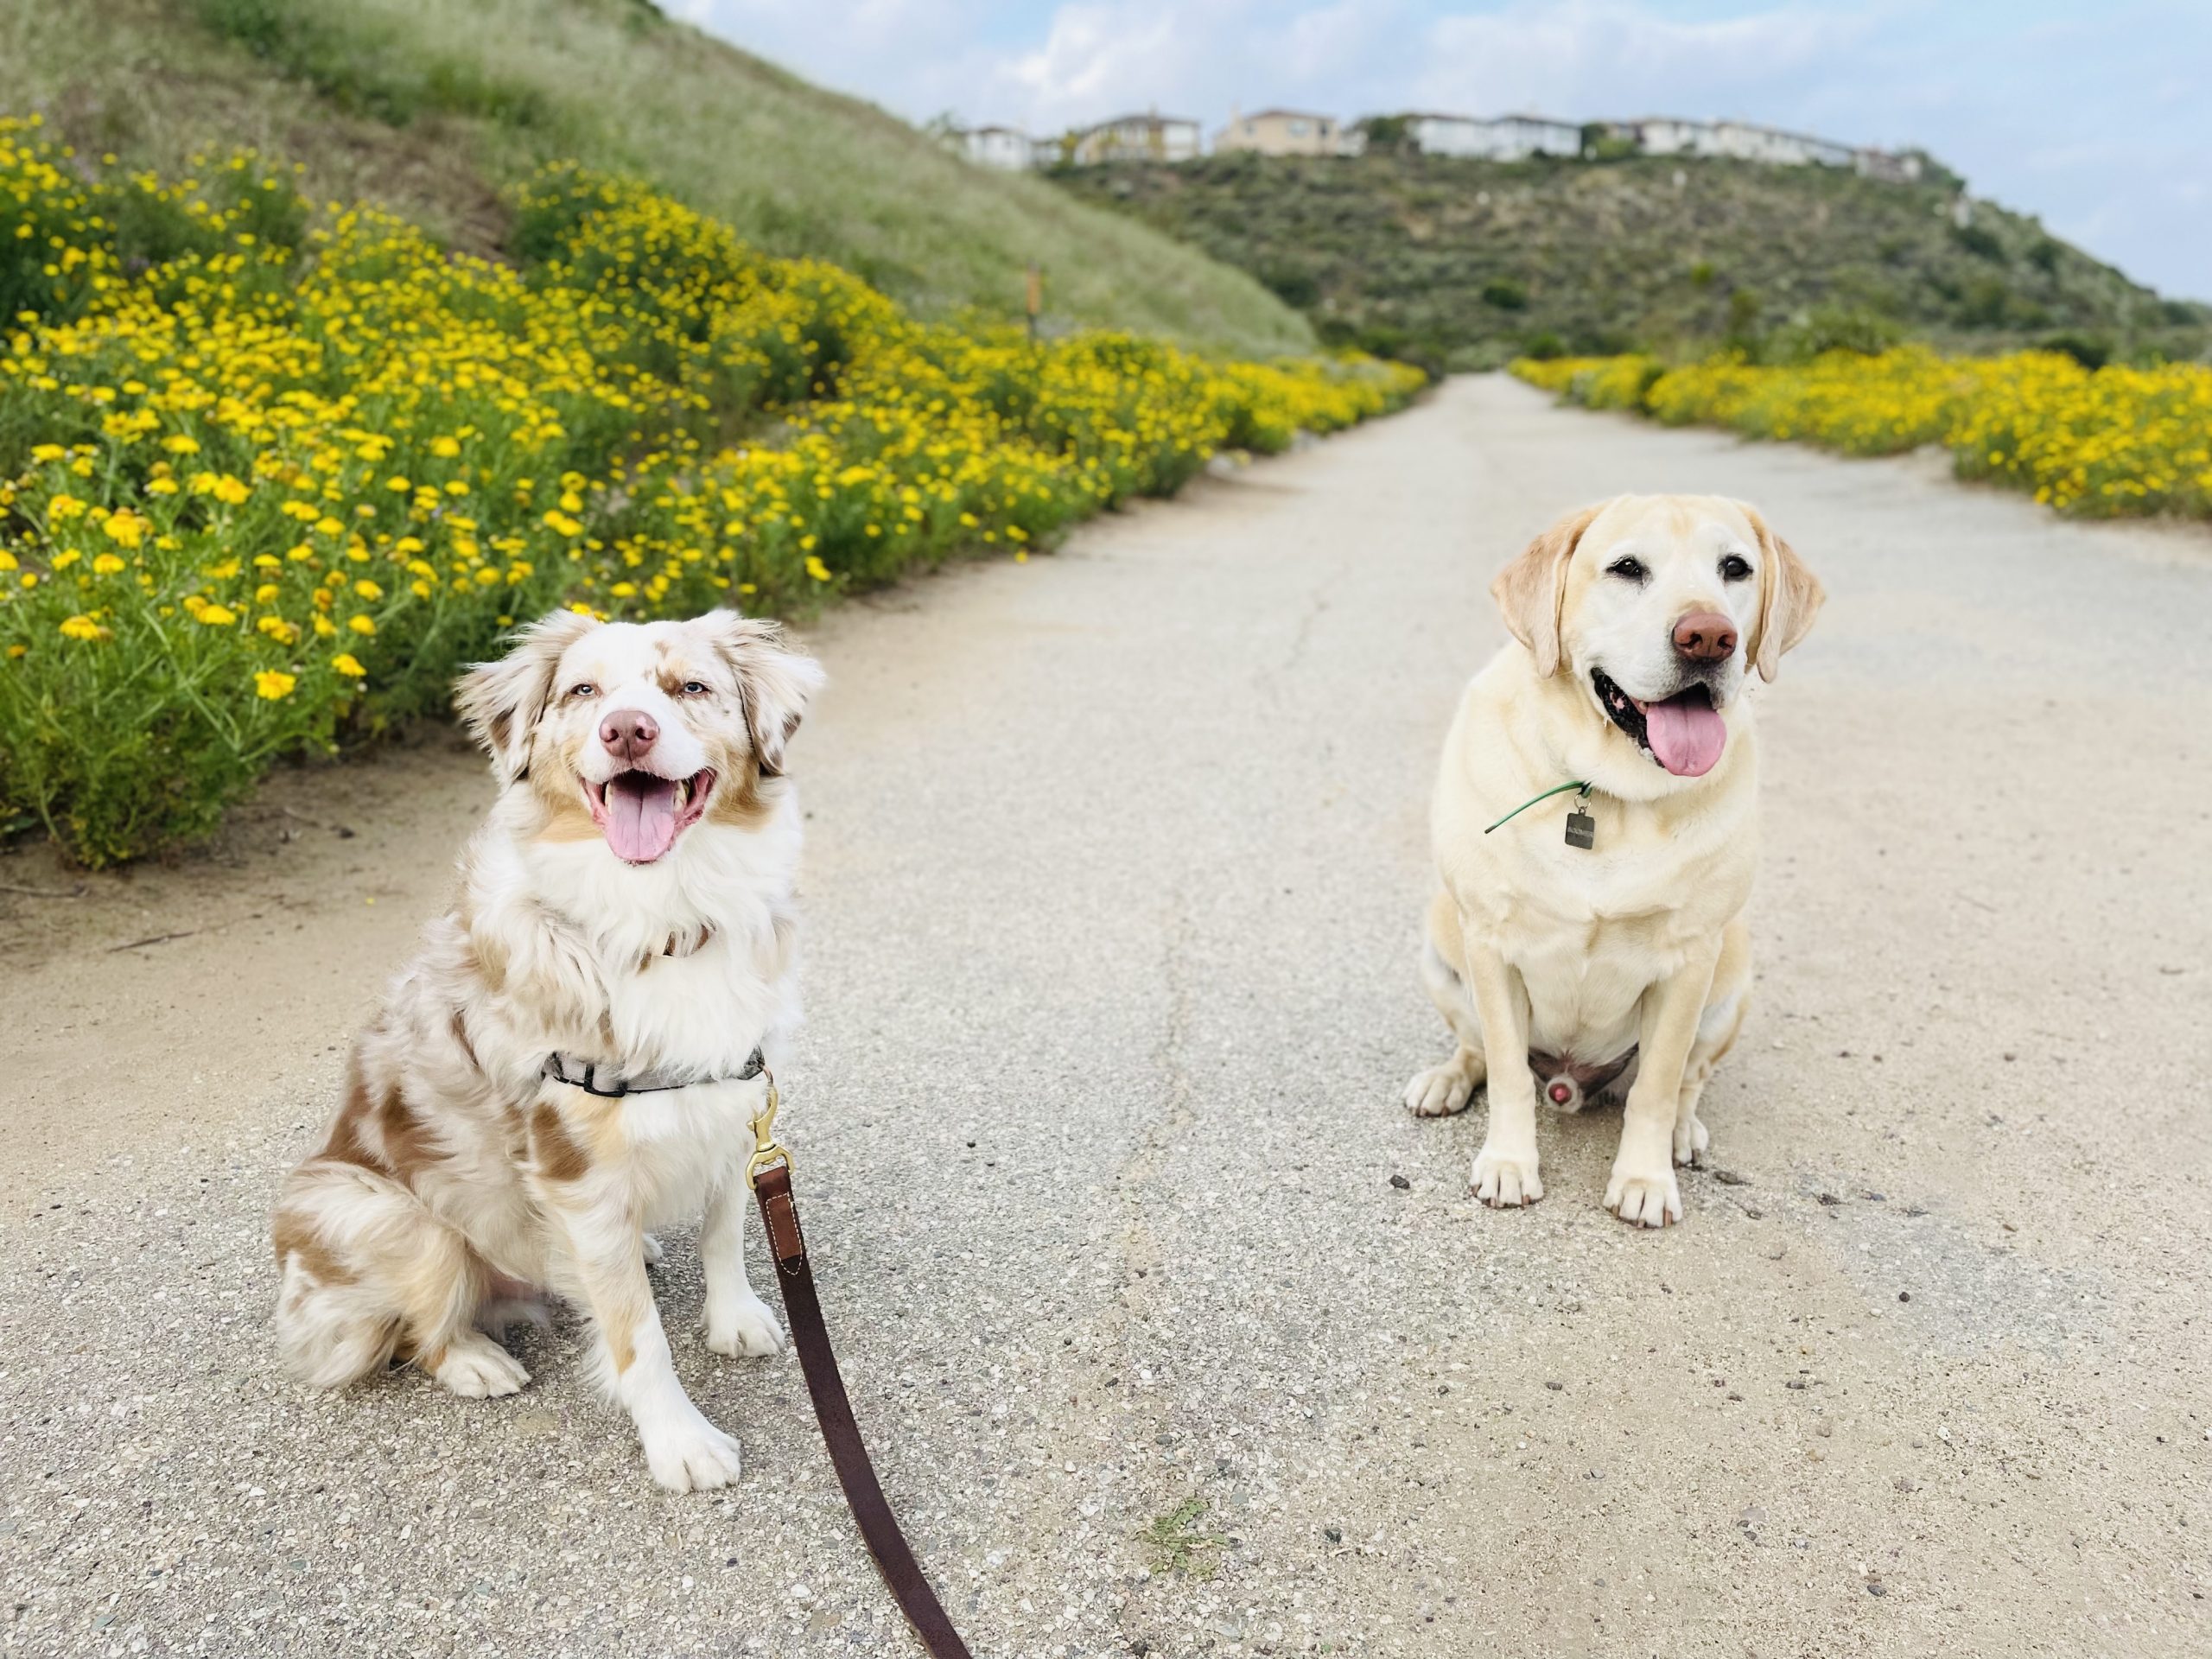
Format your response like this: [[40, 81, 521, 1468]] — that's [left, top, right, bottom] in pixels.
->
[[1738, 505, 1826, 683], [1491, 501, 1609, 677], [453, 607, 601, 785], [702, 611, 825, 778]]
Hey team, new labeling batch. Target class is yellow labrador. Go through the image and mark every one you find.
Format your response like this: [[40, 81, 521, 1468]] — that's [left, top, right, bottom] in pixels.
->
[[1405, 496, 1822, 1225]]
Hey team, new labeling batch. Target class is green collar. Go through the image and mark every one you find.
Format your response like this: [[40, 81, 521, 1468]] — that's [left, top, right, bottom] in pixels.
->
[[1484, 780, 1591, 836]]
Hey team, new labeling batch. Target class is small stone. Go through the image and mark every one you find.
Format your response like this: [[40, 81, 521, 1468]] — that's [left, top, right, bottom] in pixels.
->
[[1324, 1526, 1342, 1544], [1866, 1581, 1887, 1597], [1817, 1192, 1841, 1206], [1545, 1380, 1564, 1392], [1897, 1291, 1911, 1303], [1389, 1173, 1411, 1191]]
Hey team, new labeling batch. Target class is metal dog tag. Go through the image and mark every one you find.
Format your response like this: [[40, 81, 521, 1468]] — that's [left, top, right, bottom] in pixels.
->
[[1564, 804, 1596, 850]]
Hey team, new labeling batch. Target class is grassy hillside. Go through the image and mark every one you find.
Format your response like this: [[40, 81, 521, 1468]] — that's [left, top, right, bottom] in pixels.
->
[[1055, 150, 2205, 372], [0, 0, 1314, 358]]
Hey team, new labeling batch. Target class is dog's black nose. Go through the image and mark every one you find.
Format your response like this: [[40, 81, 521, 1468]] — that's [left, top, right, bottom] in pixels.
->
[[600, 709, 659, 761]]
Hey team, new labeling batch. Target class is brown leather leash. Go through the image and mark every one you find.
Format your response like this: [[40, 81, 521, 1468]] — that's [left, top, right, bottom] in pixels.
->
[[746, 1077, 975, 1659]]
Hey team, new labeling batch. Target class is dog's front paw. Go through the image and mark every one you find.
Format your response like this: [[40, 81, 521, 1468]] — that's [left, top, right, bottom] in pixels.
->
[[640, 1231, 665, 1268], [704, 1291, 785, 1358], [639, 1405, 745, 1493], [433, 1332, 531, 1398], [1605, 1162, 1682, 1228], [1672, 1111, 1709, 1168], [1470, 1144, 1542, 1208]]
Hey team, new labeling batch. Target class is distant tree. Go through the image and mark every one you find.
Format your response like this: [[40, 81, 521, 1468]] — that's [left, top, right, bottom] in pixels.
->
[[2038, 332, 2111, 370], [1958, 276, 2012, 327], [1357, 114, 1411, 153], [1581, 124, 1637, 162], [1260, 262, 1319, 309], [1480, 277, 1528, 310], [1953, 222, 2008, 264], [1723, 287, 1764, 354]]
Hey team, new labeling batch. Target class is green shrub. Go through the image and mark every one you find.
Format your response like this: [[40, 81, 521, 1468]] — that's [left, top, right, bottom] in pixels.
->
[[2037, 332, 2112, 370], [1954, 223, 2008, 264], [1768, 302, 1908, 362]]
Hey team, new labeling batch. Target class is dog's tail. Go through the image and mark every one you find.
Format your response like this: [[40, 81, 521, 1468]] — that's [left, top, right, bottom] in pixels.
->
[[270, 1160, 483, 1389]]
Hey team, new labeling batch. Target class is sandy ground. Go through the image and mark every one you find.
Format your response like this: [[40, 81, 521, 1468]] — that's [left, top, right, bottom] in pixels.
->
[[2, 374, 2209, 1658]]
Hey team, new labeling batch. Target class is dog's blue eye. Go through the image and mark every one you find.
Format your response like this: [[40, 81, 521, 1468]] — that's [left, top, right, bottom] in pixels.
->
[[682, 680, 709, 696], [1720, 554, 1753, 582], [569, 682, 597, 698], [1607, 557, 1647, 582]]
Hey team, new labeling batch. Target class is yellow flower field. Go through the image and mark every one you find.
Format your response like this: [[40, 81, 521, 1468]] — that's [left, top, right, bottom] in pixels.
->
[[0, 118, 1421, 863], [1512, 346, 2212, 521]]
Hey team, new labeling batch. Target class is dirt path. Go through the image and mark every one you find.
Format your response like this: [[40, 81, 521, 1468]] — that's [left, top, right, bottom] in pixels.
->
[[3, 375, 2208, 1657]]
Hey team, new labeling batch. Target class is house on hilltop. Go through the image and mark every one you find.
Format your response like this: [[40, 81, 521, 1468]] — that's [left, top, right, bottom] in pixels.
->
[[1853, 148, 1924, 183], [1403, 112, 1582, 161], [950, 125, 1038, 170], [1610, 117, 1853, 168], [1066, 111, 1201, 165], [1215, 107, 1362, 157]]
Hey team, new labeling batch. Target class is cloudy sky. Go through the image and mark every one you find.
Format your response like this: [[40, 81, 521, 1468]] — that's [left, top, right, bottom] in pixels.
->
[[673, 0, 2209, 300]]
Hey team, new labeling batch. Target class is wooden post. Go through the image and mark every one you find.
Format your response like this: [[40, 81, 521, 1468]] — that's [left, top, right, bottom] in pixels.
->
[[1025, 263, 1041, 341]]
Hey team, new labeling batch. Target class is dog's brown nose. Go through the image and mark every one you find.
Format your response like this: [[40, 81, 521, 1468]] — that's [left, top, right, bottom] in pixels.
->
[[1673, 610, 1738, 663], [599, 709, 659, 762]]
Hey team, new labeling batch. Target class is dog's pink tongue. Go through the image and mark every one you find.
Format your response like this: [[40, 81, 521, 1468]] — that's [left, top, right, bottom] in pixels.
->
[[1644, 694, 1727, 777], [604, 775, 679, 863]]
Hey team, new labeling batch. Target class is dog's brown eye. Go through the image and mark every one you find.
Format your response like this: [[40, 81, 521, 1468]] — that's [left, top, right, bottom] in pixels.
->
[[1720, 554, 1752, 582], [1607, 556, 1647, 582]]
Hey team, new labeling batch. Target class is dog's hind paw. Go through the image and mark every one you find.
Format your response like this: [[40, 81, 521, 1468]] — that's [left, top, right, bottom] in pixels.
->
[[1405, 1057, 1479, 1117], [433, 1332, 531, 1398], [641, 1231, 666, 1268], [1672, 1111, 1710, 1167]]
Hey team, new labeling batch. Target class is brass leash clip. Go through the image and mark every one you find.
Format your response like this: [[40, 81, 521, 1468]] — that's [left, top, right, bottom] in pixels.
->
[[745, 1068, 791, 1189]]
